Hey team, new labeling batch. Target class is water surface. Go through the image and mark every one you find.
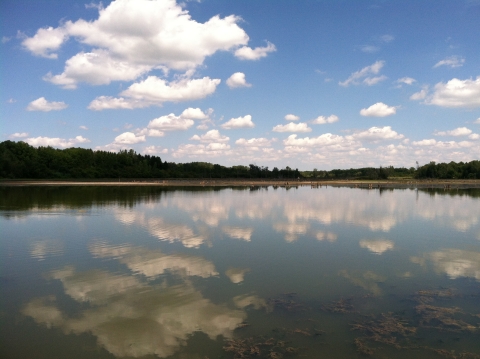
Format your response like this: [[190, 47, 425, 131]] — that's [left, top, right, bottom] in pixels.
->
[[1, 186, 479, 358]]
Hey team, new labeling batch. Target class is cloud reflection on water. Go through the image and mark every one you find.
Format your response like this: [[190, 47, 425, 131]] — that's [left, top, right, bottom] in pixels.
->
[[90, 242, 218, 278], [359, 239, 394, 255], [23, 249, 247, 357]]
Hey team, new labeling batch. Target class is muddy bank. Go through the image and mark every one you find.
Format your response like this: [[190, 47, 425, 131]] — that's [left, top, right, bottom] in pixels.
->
[[2, 179, 480, 189]]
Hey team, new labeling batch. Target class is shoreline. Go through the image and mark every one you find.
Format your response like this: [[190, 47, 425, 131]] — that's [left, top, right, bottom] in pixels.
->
[[2, 179, 480, 189]]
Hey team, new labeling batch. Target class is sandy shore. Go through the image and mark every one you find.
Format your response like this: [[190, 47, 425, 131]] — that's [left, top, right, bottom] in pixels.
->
[[2, 179, 480, 189]]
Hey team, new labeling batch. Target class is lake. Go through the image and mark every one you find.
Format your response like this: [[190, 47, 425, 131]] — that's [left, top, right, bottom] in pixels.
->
[[1, 185, 479, 359]]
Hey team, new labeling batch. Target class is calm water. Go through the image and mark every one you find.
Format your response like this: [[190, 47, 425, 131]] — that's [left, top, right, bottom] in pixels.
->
[[1, 186, 479, 359]]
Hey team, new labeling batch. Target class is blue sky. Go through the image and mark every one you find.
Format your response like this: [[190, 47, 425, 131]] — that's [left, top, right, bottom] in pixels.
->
[[1, 0, 480, 170]]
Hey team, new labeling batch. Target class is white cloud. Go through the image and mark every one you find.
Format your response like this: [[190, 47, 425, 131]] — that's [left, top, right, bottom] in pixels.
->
[[468, 133, 480, 140], [9, 132, 29, 139], [173, 143, 231, 158], [221, 115, 254, 129], [234, 41, 276, 60], [284, 114, 300, 121], [434, 127, 472, 137], [148, 114, 194, 131], [272, 122, 312, 133], [180, 107, 210, 120], [413, 139, 437, 146], [396, 77, 416, 85], [2, 36, 11, 44], [26, 97, 68, 112], [360, 102, 397, 117], [426, 77, 480, 108], [474, 118, 480, 124], [360, 45, 379, 53], [136, 128, 165, 137], [114, 132, 146, 144], [88, 75, 220, 110], [121, 75, 221, 103], [25, 135, 90, 148], [410, 87, 428, 100], [311, 115, 339, 124], [25, 0, 250, 87], [44, 50, 151, 89], [284, 133, 354, 147], [226, 72, 251, 88], [339, 60, 385, 87], [235, 138, 271, 147], [143, 146, 168, 155], [363, 75, 388, 86], [197, 123, 209, 130], [21, 26, 67, 59], [381, 34, 394, 43], [433, 56, 465, 68], [190, 129, 229, 143], [79, 126, 88, 130], [351, 126, 404, 142]]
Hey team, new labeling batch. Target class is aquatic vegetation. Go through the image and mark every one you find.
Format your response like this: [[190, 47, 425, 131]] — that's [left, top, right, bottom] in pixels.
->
[[351, 312, 417, 350], [223, 336, 301, 359], [267, 293, 308, 313], [321, 297, 355, 314]]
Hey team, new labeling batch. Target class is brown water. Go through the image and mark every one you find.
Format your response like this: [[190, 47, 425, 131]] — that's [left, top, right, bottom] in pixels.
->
[[1, 186, 479, 359]]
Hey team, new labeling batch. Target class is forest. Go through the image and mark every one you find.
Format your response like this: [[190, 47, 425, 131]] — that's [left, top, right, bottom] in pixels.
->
[[0, 140, 479, 180]]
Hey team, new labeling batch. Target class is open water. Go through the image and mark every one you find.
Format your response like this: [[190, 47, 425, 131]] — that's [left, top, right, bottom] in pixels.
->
[[1, 185, 479, 358]]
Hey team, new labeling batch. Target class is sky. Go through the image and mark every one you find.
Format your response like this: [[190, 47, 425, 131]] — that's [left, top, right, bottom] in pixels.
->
[[1, 0, 480, 170]]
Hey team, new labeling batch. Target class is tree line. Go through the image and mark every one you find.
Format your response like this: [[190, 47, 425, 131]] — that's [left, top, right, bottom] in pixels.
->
[[0, 141, 478, 180]]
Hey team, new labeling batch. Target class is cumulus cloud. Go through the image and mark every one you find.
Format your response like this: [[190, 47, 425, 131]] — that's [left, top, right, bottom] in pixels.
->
[[235, 138, 271, 147], [272, 122, 312, 133], [88, 75, 220, 110], [474, 118, 480, 124], [26, 97, 68, 112], [284, 114, 300, 121], [311, 115, 339, 124], [410, 87, 428, 100], [173, 143, 231, 158], [434, 127, 472, 137], [44, 50, 152, 89], [426, 77, 480, 108], [25, 135, 90, 148], [190, 129, 229, 143], [147, 113, 198, 132], [234, 41, 276, 60], [351, 126, 404, 142], [433, 56, 465, 68], [25, 0, 250, 86], [226, 72, 251, 88], [413, 139, 437, 146], [143, 146, 168, 155], [396, 77, 416, 85], [79, 126, 88, 130], [21, 26, 67, 59], [360, 102, 397, 117], [221, 115, 254, 129], [339, 60, 385, 87], [283, 133, 354, 148], [113, 132, 146, 144], [9, 132, 29, 139], [105, 75, 216, 109]]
